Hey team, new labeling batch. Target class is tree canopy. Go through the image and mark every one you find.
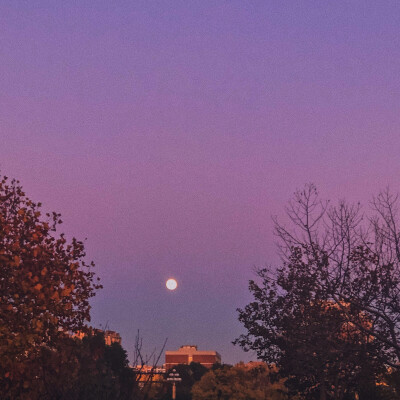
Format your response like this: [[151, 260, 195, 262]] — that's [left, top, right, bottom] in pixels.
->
[[191, 362, 287, 400], [0, 176, 102, 398], [235, 185, 400, 399]]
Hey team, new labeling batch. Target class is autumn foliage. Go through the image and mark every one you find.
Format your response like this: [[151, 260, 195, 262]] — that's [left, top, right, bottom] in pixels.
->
[[0, 176, 101, 398]]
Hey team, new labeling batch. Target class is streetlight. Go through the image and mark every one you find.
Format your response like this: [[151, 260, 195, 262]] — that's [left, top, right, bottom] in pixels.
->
[[166, 369, 182, 400]]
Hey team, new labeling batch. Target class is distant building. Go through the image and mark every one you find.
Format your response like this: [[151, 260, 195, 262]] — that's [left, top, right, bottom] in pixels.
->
[[132, 365, 166, 374], [131, 365, 166, 389], [165, 345, 221, 369], [104, 330, 122, 345], [73, 328, 121, 345]]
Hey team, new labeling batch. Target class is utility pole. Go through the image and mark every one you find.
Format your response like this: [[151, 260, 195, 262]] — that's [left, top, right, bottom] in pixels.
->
[[167, 369, 182, 400]]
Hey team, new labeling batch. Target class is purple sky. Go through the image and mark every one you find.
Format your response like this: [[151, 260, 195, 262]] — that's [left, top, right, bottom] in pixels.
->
[[1, 1, 400, 364]]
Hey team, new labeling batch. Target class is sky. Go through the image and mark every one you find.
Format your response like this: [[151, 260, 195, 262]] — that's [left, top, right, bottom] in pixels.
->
[[1, 1, 400, 365]]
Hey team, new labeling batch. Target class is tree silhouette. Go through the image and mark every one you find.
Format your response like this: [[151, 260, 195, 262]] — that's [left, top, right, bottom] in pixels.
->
[[0, 175, 101, 399], [236, 185, 400, 399]]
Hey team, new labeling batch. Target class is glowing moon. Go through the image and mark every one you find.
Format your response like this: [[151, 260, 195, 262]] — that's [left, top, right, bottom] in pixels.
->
[[166, 278, 178, 291]]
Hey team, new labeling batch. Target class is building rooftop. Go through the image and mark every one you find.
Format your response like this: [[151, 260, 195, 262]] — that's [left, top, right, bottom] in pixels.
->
[[165, 345, 221, 368]]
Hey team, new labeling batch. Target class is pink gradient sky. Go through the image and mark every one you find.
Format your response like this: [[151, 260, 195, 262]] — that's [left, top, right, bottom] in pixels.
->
[[1, 1, 400, 364]]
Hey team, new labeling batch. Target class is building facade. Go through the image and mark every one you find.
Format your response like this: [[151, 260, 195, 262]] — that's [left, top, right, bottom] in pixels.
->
[[73, 329, 121, 346], [165, 345, 221, 369], [104, 330, 122, 345]]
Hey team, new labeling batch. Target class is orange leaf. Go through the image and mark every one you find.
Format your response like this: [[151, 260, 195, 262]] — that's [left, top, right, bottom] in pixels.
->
[[61, 288, 71, 297], [51, 291, 59, 300]]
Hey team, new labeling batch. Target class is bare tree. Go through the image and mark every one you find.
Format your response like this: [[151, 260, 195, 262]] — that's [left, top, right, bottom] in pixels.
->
[[131, 331, 167, 400]]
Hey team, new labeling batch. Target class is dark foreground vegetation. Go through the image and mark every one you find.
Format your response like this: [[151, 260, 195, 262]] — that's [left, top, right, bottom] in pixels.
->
[[236, 185, 400, 399], [3, 176, 400, 399]]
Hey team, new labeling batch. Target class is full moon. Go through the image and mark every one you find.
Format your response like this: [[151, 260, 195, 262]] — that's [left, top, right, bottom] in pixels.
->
[[166, 278, 178, 291]]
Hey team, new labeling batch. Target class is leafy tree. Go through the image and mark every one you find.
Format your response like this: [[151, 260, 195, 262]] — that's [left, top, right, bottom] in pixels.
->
[[235, 249, 386, 399], [0, 176, 101, 399], [71, 331, 136, 400], [27, 330, 137, 400], [191, 362, 287, 400], [273, 185, 400, 368], [235, 185, 400, 399]]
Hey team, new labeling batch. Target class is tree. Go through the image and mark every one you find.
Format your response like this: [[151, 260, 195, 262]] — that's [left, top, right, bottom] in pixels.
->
[[71, 331, 136, 400], [235, 185, 400, 399], [191, 362, 287, 400], [130, 331, 168, 400], [0, 176, 102, 399], [28, 330, 138, 400], [236, 251, 386, 399]]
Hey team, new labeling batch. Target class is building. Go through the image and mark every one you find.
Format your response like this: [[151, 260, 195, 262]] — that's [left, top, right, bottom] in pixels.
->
[[73, 329, 121, 346], [104, 330, 122, 346], [132, 365, 166, 375], [165, 345, 221, 369], [131, 365, 166, 389]]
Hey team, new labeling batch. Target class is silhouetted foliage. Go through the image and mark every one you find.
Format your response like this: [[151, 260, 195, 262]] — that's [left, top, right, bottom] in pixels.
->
[[162, 363, 208, 400], [0, 175, 102, 399], [191, 362, 287, 400], [37, 331, 137, 400], [71, 332, 136, 400], [236, 185, 400, 399]]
